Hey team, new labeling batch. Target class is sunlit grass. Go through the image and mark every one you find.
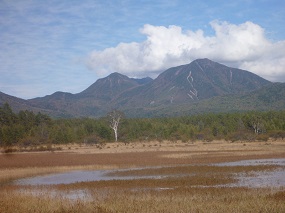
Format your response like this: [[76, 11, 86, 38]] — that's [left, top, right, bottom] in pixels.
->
[[0, 141, 285, 212], [93, 187, 285, 213], [0, 188, 95, 213], [1, 186, 284, 213]]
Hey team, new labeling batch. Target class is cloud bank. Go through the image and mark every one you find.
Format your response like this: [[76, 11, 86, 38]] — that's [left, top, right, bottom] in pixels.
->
[[87, 21, 285, 82]]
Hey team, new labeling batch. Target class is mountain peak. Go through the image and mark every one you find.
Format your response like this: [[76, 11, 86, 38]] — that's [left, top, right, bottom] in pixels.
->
[[78, 72, 139, 99], [193, 58, 222, 68], [194, 58, 212, 63], [108, 72, 127, 78]]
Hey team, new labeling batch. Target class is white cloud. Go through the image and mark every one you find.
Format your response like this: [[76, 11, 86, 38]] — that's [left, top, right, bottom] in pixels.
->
[[87, 24, 206, 77], [87, 21, 285, 82], [239, 41, 285, 82], [202, 20, 270, 61]]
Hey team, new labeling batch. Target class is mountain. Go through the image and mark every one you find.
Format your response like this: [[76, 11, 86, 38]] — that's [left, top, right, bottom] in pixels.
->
[[0, 91, 30, 111], [27, 73, 151, 117], [112, 58, 270, 109], [124, 82, 285, 117], [1, 58, 283, 118], [78, 72, 141, 100], [131, 77, 153, 85], [0, 91, 60, 115]]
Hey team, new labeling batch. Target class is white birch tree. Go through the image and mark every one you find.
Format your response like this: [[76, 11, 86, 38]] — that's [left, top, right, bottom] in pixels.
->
[[108, 110, 124, 142]]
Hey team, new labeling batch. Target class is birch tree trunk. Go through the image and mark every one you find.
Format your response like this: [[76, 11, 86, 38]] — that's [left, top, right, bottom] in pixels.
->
[[108, 110, 124, 142]]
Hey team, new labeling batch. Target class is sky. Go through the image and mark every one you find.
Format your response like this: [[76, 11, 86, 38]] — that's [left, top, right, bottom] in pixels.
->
[[1, 0, 285, 99]]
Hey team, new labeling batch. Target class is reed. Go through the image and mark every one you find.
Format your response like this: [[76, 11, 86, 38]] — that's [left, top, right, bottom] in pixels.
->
[[0, 189, 94, 213], [1, 186, 284, 213], [92, 187, 285, 213]]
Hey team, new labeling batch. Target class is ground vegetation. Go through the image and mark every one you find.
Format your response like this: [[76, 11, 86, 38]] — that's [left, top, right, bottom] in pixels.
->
[[1, 103, 285, 150]]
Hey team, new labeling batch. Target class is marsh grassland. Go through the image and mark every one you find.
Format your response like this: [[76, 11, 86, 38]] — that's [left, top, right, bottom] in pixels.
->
[[1, 140, 285, 212]]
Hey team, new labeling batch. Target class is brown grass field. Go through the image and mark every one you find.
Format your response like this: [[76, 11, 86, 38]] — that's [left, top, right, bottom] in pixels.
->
[[0, 140, 285, 212]]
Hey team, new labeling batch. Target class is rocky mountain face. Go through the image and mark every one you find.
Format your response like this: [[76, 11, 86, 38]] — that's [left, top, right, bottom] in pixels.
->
[[1, 58, 281, 118], [113, 58, 270, 109]]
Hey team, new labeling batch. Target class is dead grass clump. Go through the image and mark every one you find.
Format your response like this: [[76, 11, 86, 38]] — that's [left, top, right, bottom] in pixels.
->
[[268, 190, 285, 201]]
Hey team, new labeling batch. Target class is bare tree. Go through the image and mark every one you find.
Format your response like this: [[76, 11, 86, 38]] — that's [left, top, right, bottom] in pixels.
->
[[108, 110, 124, 142], [251, 116, 265, 134]]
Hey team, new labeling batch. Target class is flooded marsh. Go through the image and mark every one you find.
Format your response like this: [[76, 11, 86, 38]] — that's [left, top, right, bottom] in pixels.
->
[[1, 140, 285, 212]]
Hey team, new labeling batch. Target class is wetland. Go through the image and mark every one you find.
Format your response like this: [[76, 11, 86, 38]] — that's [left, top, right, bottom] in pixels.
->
[[1, 140, 285, 212]]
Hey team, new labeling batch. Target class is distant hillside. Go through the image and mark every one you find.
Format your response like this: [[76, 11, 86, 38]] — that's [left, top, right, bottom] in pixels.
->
[[1, 58, 283, 118], [0, 91, 30, 112], [123, 82, 285, 117], [27, 73, 152, 117], [0, 91, 61, 116]]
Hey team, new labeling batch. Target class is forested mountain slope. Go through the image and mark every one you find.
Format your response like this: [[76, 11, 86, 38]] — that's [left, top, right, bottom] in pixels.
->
[[123, 82, 285, 117]]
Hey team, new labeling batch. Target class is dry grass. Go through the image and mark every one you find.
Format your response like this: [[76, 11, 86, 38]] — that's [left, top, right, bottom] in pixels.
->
[[1, 140, 285, 169], [0, 189, 94, 213], [1, 186, 284, 213], [0, 140, 285, 212], [92, 187, 285, 213], [56, 139, 285, 155]]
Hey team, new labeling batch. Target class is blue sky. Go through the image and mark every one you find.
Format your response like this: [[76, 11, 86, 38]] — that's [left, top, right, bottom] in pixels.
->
[[1, 0, 285, 99]]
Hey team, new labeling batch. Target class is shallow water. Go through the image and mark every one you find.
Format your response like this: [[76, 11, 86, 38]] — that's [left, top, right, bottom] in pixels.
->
[[14, 158, 285, 200], [15, 169, 164, 186], [15, 158, 285, 188], [214, 158, 285, 167], [214, 158, 285, 188], [16, 170, 109, 185], [230, 169, 285, 188], [14, 159, 285, 187]]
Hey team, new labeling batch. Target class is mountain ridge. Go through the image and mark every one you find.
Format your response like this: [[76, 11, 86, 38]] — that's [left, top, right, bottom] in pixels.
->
[[1, 58, 283, 118], [111, 58, 270, 109]]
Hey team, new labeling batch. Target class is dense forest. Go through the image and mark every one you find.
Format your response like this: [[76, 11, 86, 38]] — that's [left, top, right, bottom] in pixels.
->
[[0, 103, 285, 150]]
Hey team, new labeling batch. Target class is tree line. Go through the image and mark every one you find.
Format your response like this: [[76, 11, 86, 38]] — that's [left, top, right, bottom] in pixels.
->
[[1, 103, 285, 148]]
